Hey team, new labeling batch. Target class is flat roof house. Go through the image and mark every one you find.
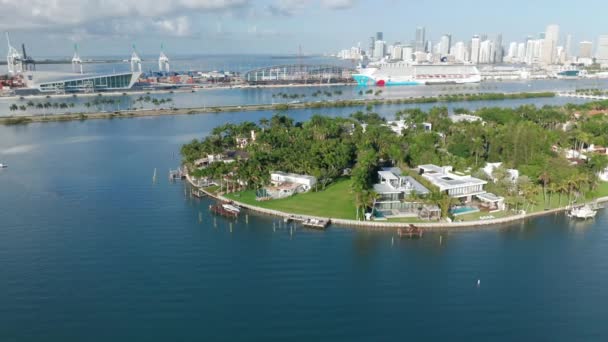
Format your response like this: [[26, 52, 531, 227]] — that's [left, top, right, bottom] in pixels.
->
[[372, 167, 437, 220], [418, 164, 487, 201], [270, 172, 317, 192]]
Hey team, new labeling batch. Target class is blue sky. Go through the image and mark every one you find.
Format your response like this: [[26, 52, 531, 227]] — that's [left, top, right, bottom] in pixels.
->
[[1, 0, 606, 57]]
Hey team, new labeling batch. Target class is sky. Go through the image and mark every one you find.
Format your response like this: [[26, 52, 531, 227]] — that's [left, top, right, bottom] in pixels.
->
[[0, 0, 607, 58]]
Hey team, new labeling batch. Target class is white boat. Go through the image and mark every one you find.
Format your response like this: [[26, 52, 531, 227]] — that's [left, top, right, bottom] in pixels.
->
[[0, 163, 7, 168], [222, 204, 241, 213], [568, 205, 597, 219]]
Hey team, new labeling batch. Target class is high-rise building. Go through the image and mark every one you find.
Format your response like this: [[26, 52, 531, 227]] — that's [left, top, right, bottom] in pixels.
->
[[373, 40, 386, 59], [565, 34, 572, 60], [596, 35, 608, 62], [368, 37, 375, 57], [579, 41, 593, 59], [542, 24, 559, 65], [376, 32, 383, 41], [452, 41, 467, 62], [402, 45, 414, 62], [415, 27, 426, 52], [439, 34, 452, 56], [479, 40, 493, 64], [391, 45, 403, 60], [517, 42, 526, 61], [507, 42, 517, 59], [493, 34, 503, 63], [470, 35, 481, 64]]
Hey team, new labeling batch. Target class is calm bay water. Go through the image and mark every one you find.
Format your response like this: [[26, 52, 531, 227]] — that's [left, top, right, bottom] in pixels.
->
[[1, 103, 608, 341]]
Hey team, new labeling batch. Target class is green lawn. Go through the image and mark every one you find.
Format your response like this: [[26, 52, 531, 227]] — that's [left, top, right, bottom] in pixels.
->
[[456, 210, 511, 222], [224, 178, 357, 219]]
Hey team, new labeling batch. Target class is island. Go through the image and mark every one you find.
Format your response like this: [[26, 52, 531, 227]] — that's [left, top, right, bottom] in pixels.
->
[[180, 100, 608, 228]]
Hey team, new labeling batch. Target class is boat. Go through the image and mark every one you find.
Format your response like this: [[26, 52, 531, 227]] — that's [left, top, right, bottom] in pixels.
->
[[209, 204, 238, 218], [568, 205, 597, 219], [353, 62, 481, 86], [0, 163, 6, 169], [302, 218, 329, 229], [222, 203, 241, 213]]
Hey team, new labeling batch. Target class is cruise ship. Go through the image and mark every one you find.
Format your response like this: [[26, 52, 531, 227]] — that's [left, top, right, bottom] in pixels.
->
[[353, 62, 481, 86]]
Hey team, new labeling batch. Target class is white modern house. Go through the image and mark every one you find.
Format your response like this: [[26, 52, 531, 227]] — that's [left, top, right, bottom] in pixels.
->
[[483, 162, 519, 183], [270, 172, 317, 192], [256, 172, 318, 201], [418, 164, 487, 201], [384, 120, 432, 136], [372, 167, 438, 219]]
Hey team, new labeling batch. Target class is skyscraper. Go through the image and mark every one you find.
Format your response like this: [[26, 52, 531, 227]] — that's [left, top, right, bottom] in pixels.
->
[[415, 27, 426, 52], [493, 33, 503, 63], [579, 41, 593, 59], [542, 24, 559, 65], [373, 40, 386, 59], [452, 41, 467, 62], [439, 34, 452, 56], [368, 37, 375, 57], [565, 34, 572, 60], [376, 32, 383, 41], [596, 35, 608, 62], [479, 40, 493, 64], [470, 35, 481, 64]]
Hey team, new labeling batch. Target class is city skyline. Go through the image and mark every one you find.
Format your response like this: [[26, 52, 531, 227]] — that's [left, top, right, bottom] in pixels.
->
[[1, 0, 608, 57]]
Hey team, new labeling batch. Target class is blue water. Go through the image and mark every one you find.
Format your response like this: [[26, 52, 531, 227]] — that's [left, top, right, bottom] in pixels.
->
[[451, 206, 481, 215], [1, 106, 608, 341]]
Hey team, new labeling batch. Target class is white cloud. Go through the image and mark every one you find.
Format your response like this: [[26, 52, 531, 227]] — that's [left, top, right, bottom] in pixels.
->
[[0, 0, 249, 36], [267, 0, 357, 16]]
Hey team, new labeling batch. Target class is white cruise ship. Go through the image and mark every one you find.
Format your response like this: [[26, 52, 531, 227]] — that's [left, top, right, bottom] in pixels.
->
[[353, 62, 481, 86]]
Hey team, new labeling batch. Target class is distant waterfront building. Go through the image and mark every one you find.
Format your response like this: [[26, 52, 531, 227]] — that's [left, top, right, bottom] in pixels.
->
[[25, 71, 141, 93], [402, 45, 414, 62], [517, 42, 526, 61], [415, 26, 426, 52], [479, 40, 493, 64], [373, 40, 386, 59], [368, 36, 376, 58], [493, 33, 503, 63], [565, 34, 573, 60], [507, 42, 517, 60], [596, 35, 608, 64], [439, 34, 452, 56], [391, 45, 403, 60], [471, 35, 481, 64], [579, 41, 593, 59], [542, 24, 559, 65], [452, 41, 467, 62]]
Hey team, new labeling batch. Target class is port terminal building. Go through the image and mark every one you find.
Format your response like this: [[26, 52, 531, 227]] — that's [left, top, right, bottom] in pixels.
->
[[21, 71, 141, 94]]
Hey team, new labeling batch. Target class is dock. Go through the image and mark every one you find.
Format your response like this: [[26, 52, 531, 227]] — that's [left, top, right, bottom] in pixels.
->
[[209, 204, 238, 218], [169, 166, 186, 180], [397, 225, 424, 238]]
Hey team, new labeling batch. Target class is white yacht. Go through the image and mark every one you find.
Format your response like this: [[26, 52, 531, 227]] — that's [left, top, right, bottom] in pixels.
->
[[568, 205, 597, 219], [222, 204, 241, 214], [0, 163, 7, 169]]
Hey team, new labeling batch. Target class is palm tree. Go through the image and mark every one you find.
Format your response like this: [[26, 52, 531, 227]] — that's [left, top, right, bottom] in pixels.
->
[[9, 104, 18, 111], [538, 170, 551, 204]]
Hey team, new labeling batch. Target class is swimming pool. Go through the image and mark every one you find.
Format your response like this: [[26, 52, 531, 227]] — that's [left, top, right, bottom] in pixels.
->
[[450, 206, 480, 216]]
